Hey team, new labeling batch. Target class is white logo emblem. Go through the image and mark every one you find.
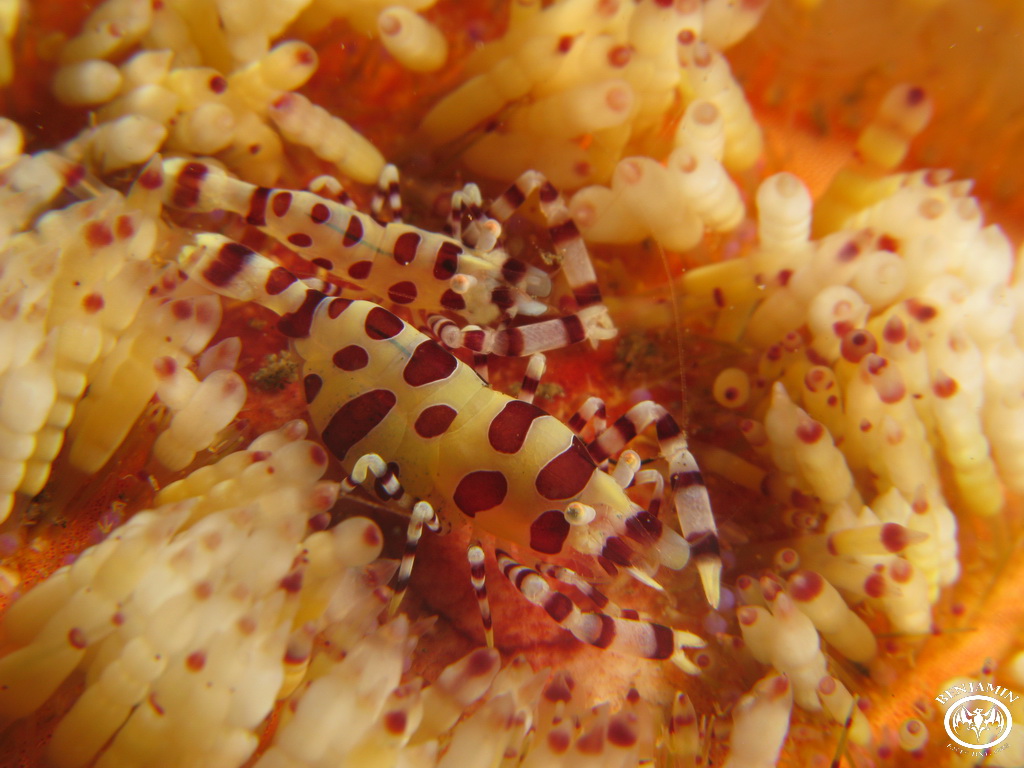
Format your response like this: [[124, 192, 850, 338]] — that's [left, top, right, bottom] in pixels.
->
[[944, 695, 1013, 749]]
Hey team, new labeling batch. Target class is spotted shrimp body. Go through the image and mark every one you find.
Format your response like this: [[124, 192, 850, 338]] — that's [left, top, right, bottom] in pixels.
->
[[160, 158, 617, 359], [176, 233, 719, 671]]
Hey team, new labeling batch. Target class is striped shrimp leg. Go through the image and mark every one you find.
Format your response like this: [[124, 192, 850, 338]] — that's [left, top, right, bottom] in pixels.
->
[[496, 550, 704, 673], [426, 311, 600, 362], [370, 163, 403, 222], [566, 396, 608, 438], [467, 543, 494, 647], [306, 174, 356, 208], [389, 501, 440, 615], [489, 170, 618, 346], [336, 456, 446, 616], [588, 402, 721, 608], [540, 563, 618, 616], [336, 453, 442, 614], [516, 353, 546, 404], [447, 181, 501, 252], [339, 453, 404, 502]]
